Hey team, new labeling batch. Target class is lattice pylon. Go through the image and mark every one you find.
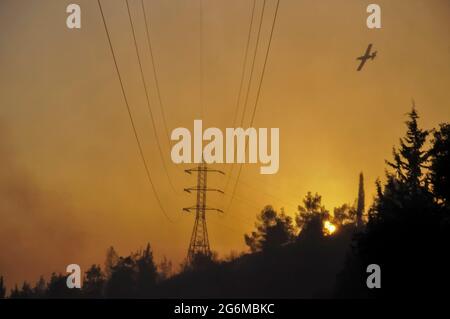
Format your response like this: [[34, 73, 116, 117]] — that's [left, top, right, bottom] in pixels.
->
[[183, 163, 224, 263]]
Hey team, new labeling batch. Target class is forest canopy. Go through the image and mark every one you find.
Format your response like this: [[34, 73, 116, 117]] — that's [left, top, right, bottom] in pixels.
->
[[1, 108, 449, 298]]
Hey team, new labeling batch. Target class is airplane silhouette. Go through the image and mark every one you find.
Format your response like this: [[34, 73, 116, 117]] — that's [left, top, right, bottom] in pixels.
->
[[356, 44, 377, 71]]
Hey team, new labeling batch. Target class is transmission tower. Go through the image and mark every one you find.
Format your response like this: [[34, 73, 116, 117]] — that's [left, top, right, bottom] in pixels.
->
[[183, 163, 224, 263]]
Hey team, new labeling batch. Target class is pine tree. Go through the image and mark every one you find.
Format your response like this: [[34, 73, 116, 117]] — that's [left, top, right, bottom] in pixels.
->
[[83, 265, 105, 298], [33, 276, 46, 298], [104, 246, 118, 278], [430, 123, 450, 206], [245, 206, 296, 252], [386, 107, 429, 191], [0, 276, 6, 298], [136, 243, 158, 297], [158, 256, 173, 281], [105, 256, 136, 298], [9, 285, 20, 298], [346, 107, 443, 297], [356, 172, 365, 227], [295, 192, 329, 239], [296, 192, 329, 230]]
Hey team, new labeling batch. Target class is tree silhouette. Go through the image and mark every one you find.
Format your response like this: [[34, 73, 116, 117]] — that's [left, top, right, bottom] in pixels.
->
[[333, 203, 356, 227], [0, 276, 5, 298], [47, 273, 78, 298], [186, 251, 219, 272], [83, 264, 105, 298], [104, 246, 118, 279], [158, 256, 173, 281], [9, 281, 33, 299], [430, 123, 450, 206], [33, 276, 46, 298], [9, 285, 21, 299], [338, 107, 449, 297], [245, 206, 296, 252], [386, 107, 429, 190], [105, 255, 136, 298], [356, 172, 365, 227], [2, 108, 448, 299], [296, 192, 329, 239], [135, 244, 158, 298]]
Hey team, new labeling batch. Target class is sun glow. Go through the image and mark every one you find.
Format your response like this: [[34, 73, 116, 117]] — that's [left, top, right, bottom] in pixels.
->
[[323, 220, 337, 235]]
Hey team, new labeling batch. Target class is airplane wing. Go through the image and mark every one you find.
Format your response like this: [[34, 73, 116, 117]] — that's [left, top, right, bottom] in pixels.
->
[[364, 44, 373, 56], [357, 58, 366, 71], [356, 44, 373, 71]]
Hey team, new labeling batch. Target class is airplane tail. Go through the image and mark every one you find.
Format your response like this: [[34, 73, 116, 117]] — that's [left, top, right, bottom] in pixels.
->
[[371, 51, 377, 60]]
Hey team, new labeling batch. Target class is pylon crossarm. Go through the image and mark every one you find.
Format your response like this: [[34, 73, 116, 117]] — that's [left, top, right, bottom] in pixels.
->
[[205, 207, 224, 213], [185, 168, 225, 175], [204, 169, 225, 175], [184, 187, 224, 193], [183, 206, 223, 213]]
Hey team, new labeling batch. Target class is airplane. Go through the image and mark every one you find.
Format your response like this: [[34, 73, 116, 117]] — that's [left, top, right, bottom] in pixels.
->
[[356, 44, 377, 71]]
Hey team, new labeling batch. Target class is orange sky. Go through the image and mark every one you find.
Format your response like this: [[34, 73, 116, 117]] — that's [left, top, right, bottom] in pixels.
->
[[0, 0, 449, 287]]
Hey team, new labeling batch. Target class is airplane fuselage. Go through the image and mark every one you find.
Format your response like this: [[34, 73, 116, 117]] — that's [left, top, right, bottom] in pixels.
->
[[356, 44, 377, 71]]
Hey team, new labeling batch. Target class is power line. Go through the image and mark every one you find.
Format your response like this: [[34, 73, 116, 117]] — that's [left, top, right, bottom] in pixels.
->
[[230, 0, 257, 129], [141, 0, 172, 144], [125, 0, 177, 192], [181, 1, 227, 262], [248, 0, 280, 127], [226, 0, 281, 214], [223, 0, 266, 198], [199, 0, 204, 117], [238, 0, 267, 128], [97, 0, 174, 223], [223, 0, 265, 195]]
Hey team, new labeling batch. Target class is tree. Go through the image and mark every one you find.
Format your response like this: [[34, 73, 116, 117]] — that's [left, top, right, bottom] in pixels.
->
[[296, 192, 329, 238], [33, 276, 46, 298], [105, 255, 137, 298], [356, 172, 365, 227], [9, 285, 20, 299], [83, 264, 105, 298], [21, 282, 33, 298], [386, 107, 430, 191], [245, 206, 296, 253], [339, 107, 448, 297], [0, 276, 6, 298], [372, 107, 434, 224], [333, 203, 356, 226], [187, 251, 218, 271], [9, 281, 33, 298], [47, 273, 78, 298], [158, 256, 173, 281], [104, 246, 119, 278], [430, 123, 450, 206], [135, 244, 158, 298]]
